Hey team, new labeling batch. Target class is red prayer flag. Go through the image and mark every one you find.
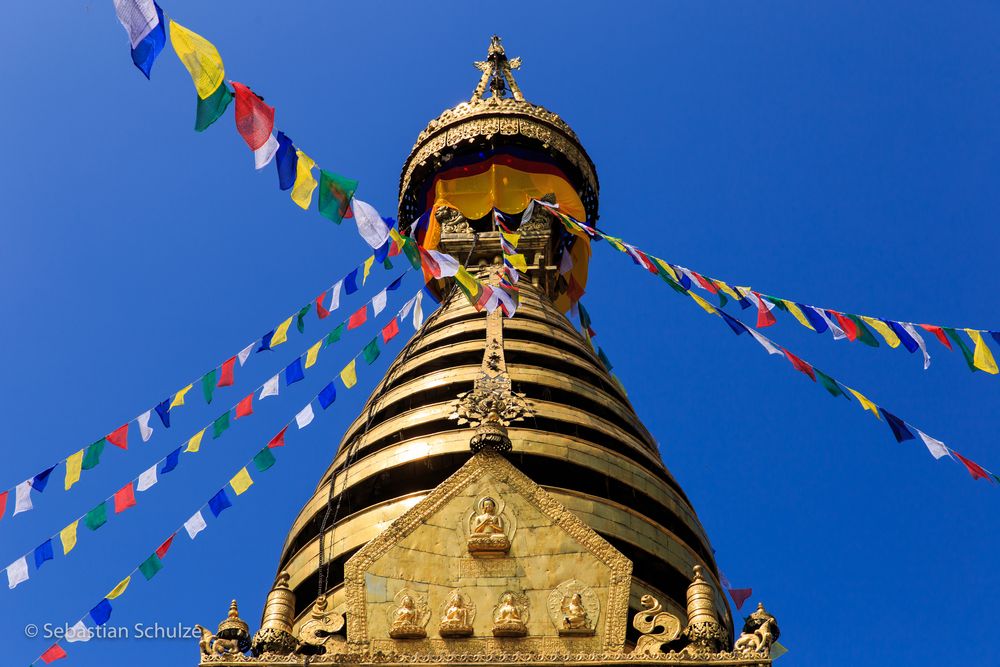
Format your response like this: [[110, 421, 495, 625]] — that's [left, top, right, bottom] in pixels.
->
[[832, 312, 859, 341], [755, 294, 776, 328], [920, 323, 952, 349], [107, 423, 129, 450], [347, 306, 367, 330], [0, 490, 8, 520], [952, 450, 990, 481], [635, 249, 660, 275], [155, 533, 176, 559], [114, 482, 137, 513], [315, 292, 330, 319], [235, 394, 254, 419], [232, 81, 275, 151], [692, 271, 719, 293], [40, 644, 68, 664], [727, 587, 753, 610], [268, 426, 288, 449], [381, 318, 400, 344], [388, 240, 401, 257], [217, 356, 236, 387], [783, 349, 816, 381]]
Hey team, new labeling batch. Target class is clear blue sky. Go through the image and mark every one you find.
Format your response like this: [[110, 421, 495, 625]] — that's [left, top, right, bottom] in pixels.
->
[[1, 2, 998, 665]]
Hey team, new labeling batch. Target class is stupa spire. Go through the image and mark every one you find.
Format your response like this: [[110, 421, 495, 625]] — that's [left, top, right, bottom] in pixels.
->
[[472, 35, 524, 101]]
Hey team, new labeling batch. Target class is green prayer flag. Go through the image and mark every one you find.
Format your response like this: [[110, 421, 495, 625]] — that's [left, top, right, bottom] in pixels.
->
[[362, 338, 381, 364], [296, 305, 310, 334], [717, 292, 729, 308], [317, 170, 358, 224], [82, 439, 107, 471], [212, 411, 231, 439], [383, 257, 393, 270], [201, 370, 217, 404], [253, 448, 276, 472], [194, 83, 233, 132], [814, 369, 847, 398], [324, 323, 345, 348], [84, 502, 108, 531], [944, 327, 978, 371], [400, 238, 422, 270], [138, 553, 163, 581], [847, 315, 880, 347], [765, 296, 789, 312]]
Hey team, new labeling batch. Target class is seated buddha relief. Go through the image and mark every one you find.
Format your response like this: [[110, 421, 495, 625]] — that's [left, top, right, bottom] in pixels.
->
[[492, 591, 528, 637], [388, 591, 429, 640], [438, 589, 475, 638], [468, 496, 510, 556]]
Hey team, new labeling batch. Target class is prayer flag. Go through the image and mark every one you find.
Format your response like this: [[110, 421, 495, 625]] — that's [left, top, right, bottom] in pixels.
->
[[168, 20, 224, 98], [785, 302, 816, 331], [186, 428, 205, 453], [0, 490, 6, 520], [6, 556, 28, 589], [344, 268, 360, 294], [39, 644, 67, 664], [328, 280, 343, 311], [770, 642, 789, 660], [419, 248, 461, 278], [236, 393, 253, 419], [352, 199, 392, 249], [184, 511, 206, 539], [862, 317, 900, 348], [60, 521, 78, 555], [34, 539, 54, 569], [318, 382, 336, 409], [315, 291, 330, 319], [14, 480, 32, 515], [268, 426, 288, 449], [230, 468, 253, 496], [161, 447, 181, 474], [155, 399, 171, 427], [122, 1, 165, 78], [799, 305, 829, 334], [755, 294, 776, 328], [915, 430, 950, 460], [920, 323, 952, 349], [33, 466, 55, 493], [305, 340, 322, 369], [107, 423, 129, 450], [201, 370, 217, 404], [880, 408, 915, 443], [208, 489, 232, 517], [325, 323, 345, 347], [295, 404, 315, 429], [271, 316, 294, 347], [747, 328, 783, 355], [139, 553, 163, 580], [90, 599, 112, 626], [363, 338, 380, 364], [136, 411, 154, 443], [107, 576, 131, 600], [296, 304, 310, 334], [194, 82, 232, 131], [217, 356, 236, 387], [944, 327, 977, 371], [381, 318, 400, 344], [290, 150, 318, 209], [285, 358, 305, 385], [727, 588, 752, 610], [689, 291, 716, 314], [901, 323, 931, 369], [348, 305, 367, 329], [412, 291, 425, 329], [783, 350, 816, 381], [887, 321, 919, 353], [84, 501, 108, 531], [212, 412, 230, 439], [113, 482, 136, 513], [966, 329, 999, 374], [257, 330, 275, 352], [372, 289, 387, 316], [847, 315, 879, 347], [158, 534, 176, 558], [846, 388, 879, 419], [340, 360, 358, 388], [952, 450, 989, 481], [231, 81, 275, 150], [831, 312, 858, 341], [317, 170, 358, 224], [275, 132, 297, 190], [137, 465, 157, 492], [260, 374, 279, 399], [253, 448, 276, 472], [170, 384, 192, 408], [253, 133, 279, 169], [66, 621, 92, 643], [817, 309, 846, 340], [82, 439, 106, 470], [814, 369, 846, 398]]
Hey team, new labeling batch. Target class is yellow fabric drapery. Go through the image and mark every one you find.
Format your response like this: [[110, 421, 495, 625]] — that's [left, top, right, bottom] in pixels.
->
[[433, 164, 586, 222]]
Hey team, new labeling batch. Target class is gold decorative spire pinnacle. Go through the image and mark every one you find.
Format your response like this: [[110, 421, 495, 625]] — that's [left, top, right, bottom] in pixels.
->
[[472, 35, 524, 102]]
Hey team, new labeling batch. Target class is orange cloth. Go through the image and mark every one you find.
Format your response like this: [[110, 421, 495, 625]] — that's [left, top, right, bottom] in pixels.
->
[[433, 164, 586, 221]]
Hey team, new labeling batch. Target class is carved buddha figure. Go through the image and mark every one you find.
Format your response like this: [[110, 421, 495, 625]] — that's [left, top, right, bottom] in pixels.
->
[[439, 590, 474, 638], [492, 592, 528, 637], [389, 594, 427, 639], [468, 496, 510, 555], [562, 593, 590, 631]]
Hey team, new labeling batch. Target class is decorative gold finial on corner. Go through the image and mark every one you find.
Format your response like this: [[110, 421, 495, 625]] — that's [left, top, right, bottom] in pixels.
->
[[682, 565, 726, 655], [251, 571, 298, 656], [472, 35, 524, 102]]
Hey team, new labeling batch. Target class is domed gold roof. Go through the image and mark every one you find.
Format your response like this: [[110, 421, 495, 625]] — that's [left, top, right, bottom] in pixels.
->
[[398, 36, 600, 225]]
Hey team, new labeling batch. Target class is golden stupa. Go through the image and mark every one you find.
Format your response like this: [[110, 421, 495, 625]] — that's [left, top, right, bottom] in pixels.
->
[[193, 36, 778, 666]]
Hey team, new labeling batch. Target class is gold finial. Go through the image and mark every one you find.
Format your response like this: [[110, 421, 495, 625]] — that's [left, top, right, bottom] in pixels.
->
[[472, 35, 524, 102]]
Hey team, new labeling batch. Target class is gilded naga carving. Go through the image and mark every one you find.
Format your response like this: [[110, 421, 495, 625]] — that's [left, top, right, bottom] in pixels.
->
[[388, 590, 431, 639], [295, 594, 345, 655], [492, 591, 529, 637], [734, 603, 780, 655], [439, 589, 475, 638], [468, 496, 511, 555], [631, 594, 681, 655]]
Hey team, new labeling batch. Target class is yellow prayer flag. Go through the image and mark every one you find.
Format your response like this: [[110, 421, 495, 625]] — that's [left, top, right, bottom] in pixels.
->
[[186, 429, 205, 454], [653, 258, 679, 282], [785, 302, 816, 332], [65, 450, 83, 491], [340, 359, 358, 389], [689, 292, 717, 315], [862, 316, 900, 348], [107, 576, 131, 600], [168, 21, 225, 99], [60, 521, 79, 555], [170, 384, 193, 408], [362, 256, 375, 286], [230, 467, 253, 496], [305, 341, 322, 369], [455, 267, 479, 293], [605, 236, 626, 252], [271, 317, 294, 347], [848, 388, 881, 419], [506, 253, 528, 271], [291, 150, 318, 209], [501, 231, 521, 246], [966, 329, 999, 374], [715, 280, 741, 301]]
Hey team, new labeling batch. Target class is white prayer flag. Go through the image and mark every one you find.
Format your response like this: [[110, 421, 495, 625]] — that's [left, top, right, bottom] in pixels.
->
[[260, 374, 280, 399], [328, 280, 343, 312], [916, 430, 951, 460], [901, 323, 932, 370], [184, 511, 207, 540], [813, 307, 846, 340], [522, 199, 535, 223], [137, 410, 153, 442], [747, 328, 783, 356], [399, 296, 415, 320], [372, 289, 388, 317], [14, 480, 32, 515], [295, 404, 315, 429], [113, 0, 158, 48], [412, 291, 425, 329], [66, 621, 93, 643], [238, 342, 255, 366], [6, 556, 28, 589], [254, 134, 280, 170], [352, 199, 391, 249], [137, 465, 158, 492], [558, 247, 574, 274], [424, 249, 460, 278]]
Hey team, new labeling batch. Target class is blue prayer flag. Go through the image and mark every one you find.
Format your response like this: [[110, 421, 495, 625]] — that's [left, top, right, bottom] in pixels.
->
[[257, 330, 275, 352], [880, 408, 915, 443], [130, 3, 166, 79], [344, 269, 359, 295], [209, 489, 232, 518], [90, 599, 112, 627], [718, 310, 746, 336], [886, 320, 919, 353], [990, 331, 1000, 347], [374, 239, 391, 263], [161, 447, 181, 474], [34, 539, 54, 569], [154, 399, 171, 428], [32, 466, 56, 493], [285, 358, 305, 386], [275, 132, 297, 191], [800, 304, 829, 334], [387, 275, 404, 291], [318, 382, 337, 409]]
